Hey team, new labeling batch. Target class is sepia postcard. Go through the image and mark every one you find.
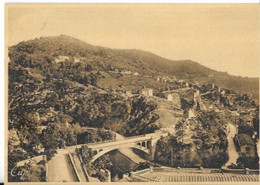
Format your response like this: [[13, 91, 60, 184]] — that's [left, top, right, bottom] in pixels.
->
[[5, 3, 260, 185]]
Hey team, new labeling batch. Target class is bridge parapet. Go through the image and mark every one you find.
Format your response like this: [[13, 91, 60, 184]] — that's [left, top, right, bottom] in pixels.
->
[[79, 133, 167, 163]]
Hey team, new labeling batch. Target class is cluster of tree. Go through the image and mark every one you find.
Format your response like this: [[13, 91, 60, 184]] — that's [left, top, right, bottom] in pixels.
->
[[77, 145, 110, 182], [227, 154, 259, 169], [78, 145, 96, 165], [154, 135, 195, 167], [103, 96, 160, 136], [77, 128, 115, 144], [155, 110, 229, 168], [41, 123, 77, 159]]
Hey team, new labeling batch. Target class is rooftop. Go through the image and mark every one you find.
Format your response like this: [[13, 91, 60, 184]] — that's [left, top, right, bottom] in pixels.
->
[[237, 134, 255, 146]]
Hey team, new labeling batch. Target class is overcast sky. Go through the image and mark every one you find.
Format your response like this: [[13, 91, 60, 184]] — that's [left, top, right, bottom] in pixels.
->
[[6, 4, 260, 77]]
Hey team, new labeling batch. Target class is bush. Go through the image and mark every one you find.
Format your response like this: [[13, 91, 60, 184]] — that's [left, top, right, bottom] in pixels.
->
[[237, 155, 259, 169]]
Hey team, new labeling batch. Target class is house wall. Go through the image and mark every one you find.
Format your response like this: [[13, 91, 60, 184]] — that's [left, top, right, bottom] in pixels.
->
[[167, 94, 173, 101], [142, 89, 153, 96], [148, 89, 153, 96]]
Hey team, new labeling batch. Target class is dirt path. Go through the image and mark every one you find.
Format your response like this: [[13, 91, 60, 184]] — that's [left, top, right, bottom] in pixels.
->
[[225, 123, 240, 166]]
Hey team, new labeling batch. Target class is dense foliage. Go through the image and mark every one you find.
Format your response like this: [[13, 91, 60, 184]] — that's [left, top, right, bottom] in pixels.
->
[[155, 111, 229, 168]]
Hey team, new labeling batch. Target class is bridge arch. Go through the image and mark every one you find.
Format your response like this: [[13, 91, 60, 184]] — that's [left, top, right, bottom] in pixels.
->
[[90, 146, 150, 163], [91, 148, 118, 163]]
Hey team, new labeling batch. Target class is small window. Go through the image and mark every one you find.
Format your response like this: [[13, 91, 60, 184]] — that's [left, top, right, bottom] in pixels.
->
[[246, 147, 251, 154]]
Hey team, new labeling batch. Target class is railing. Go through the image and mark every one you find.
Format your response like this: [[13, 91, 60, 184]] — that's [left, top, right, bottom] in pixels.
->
[[76, 132, 166, 150], [76, 150, 91, 182], [133, 166, 260, 175], [84, 139, 116, 146], [130, 172, 158, 182], [67, 152, 81, 182], [222, 168, 260, 175], [87, 138, 152, 149], [132, 168, 150, 175], [152, 167, 213, 174], [129, 166, 260, 182]]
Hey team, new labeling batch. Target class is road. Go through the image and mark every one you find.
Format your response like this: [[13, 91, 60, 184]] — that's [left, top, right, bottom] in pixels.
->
[[46, 149, 77, 182], [46, 129, 167, 182], [225, 123, 240, 166], [66, 131, 167, 151], [115, 133, 145, 163]]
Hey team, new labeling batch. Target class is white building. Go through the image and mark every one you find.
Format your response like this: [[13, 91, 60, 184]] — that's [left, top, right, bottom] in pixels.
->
[[167, 93, 181, 109], [141, 88, 153, 96]]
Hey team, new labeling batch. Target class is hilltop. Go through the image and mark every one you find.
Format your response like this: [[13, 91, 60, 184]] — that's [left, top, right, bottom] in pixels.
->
[[9, 35, 259, 102]]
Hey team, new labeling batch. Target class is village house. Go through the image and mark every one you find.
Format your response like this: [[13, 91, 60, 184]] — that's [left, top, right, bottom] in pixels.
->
[[54, 55, 70, 63], [167, 93, 173, 101], [166, 93, 181, 109], [235, 133, 256, 157], [141, 88, 153, 96], [193, 90, 201, 109], [133, 72, 139, 76]]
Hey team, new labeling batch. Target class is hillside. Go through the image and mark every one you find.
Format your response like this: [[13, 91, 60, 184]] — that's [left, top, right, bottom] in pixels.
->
[[8, 35, 259, 181], [9, 35, 259, 102]]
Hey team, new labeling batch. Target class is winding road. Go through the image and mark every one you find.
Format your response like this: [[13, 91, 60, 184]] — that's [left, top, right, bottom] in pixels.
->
[[225, 123, 240, 166]]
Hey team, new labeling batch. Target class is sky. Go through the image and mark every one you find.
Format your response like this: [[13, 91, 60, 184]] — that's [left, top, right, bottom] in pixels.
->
[[6, 4, 260, 77]]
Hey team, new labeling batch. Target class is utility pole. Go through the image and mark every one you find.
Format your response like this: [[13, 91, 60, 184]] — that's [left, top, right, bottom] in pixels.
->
[[75, 133, 78, 149]]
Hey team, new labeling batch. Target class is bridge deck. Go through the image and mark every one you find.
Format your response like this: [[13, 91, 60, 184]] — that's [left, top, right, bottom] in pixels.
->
[[88, 133, 167, 149]]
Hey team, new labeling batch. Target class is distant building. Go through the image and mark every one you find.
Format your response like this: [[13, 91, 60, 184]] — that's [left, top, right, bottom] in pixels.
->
[[54, 55, 70, 63], [167, 93, 181, 109], [167, 94, 173, 101], [193, 90, 201, 109], [141, 88, 153, 96], [235, 134, 256, 157]]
